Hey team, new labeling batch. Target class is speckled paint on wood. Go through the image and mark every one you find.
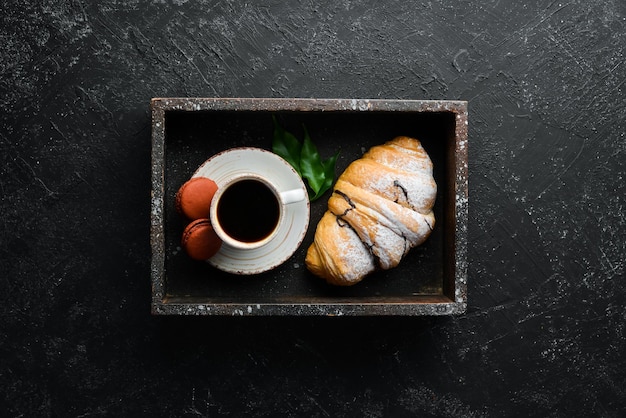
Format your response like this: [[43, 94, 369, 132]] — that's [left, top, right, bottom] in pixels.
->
[[150, 98, 468, 316]]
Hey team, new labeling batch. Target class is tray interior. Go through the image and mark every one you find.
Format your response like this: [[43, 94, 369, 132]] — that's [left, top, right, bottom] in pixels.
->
[[161, 109, 456, 305]]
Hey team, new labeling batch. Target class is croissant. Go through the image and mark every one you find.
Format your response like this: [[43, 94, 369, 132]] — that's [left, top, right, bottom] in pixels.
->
[[305, 136, 436, 286]]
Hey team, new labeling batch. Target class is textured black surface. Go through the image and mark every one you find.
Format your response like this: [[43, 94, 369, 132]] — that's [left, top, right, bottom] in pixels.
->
[[1, 0, 625, 416]]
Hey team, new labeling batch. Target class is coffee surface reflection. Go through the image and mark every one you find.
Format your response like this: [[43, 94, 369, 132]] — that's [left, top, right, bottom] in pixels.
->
[[216, 179, 280, 243]]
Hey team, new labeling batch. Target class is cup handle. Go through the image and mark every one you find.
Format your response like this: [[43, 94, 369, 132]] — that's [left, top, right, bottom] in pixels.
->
[[280, 188, 307, 205]]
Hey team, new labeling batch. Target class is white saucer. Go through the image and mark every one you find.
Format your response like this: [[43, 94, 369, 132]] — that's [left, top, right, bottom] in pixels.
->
[[192, 148, 310, 275]]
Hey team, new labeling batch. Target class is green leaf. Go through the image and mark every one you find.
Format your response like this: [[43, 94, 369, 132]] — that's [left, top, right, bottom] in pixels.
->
[[271, 116, 339, 202], [272, 116, 301, 175], [315, 151, 339, 200], [300, 125, 326, 196]]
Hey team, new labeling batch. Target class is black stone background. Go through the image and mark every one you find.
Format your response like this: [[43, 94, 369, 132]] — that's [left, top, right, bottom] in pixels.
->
[[1, 1, 624, 416]]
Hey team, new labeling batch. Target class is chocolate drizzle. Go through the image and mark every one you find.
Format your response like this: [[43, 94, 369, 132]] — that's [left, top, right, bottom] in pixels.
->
[[334, 190, 356, 208], [335, 216, 349, 228], [401, 233, 409, 254], [333, 189, 356, 217], [333, 189, 382, 268], [333, 190, 355, 229], [393, 180, 409, 203]]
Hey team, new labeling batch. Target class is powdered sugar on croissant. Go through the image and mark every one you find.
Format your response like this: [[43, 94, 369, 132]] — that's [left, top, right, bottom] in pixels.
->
[[305, 212, 376, 286], [305, 136, 436, 286]]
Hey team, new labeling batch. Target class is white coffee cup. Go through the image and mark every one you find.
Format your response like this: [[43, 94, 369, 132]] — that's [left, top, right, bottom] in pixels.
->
[[210, 173, 306, 250], [193, 147, 310, 274]]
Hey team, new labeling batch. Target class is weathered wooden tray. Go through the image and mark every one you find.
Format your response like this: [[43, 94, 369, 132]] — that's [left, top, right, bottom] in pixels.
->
[[150, 98, 468, 316]]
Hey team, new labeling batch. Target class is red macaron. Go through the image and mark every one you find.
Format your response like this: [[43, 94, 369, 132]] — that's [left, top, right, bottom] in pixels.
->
[[175, 177, 218, 220], [181, 218, 222, 260]]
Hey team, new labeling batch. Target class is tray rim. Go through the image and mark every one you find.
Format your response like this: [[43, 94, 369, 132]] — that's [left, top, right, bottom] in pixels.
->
[[150, 97, 468, 316]]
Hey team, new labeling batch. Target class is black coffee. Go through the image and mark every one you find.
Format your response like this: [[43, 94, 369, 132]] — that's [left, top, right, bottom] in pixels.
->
[[216, 179, 280, 243]]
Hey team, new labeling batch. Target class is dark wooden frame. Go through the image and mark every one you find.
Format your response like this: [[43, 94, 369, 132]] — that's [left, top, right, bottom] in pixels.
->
[[150, 98, 468, 316]]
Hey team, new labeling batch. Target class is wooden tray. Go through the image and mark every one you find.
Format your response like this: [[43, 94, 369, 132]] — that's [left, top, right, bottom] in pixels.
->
[[150, 98, 468, 316]]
